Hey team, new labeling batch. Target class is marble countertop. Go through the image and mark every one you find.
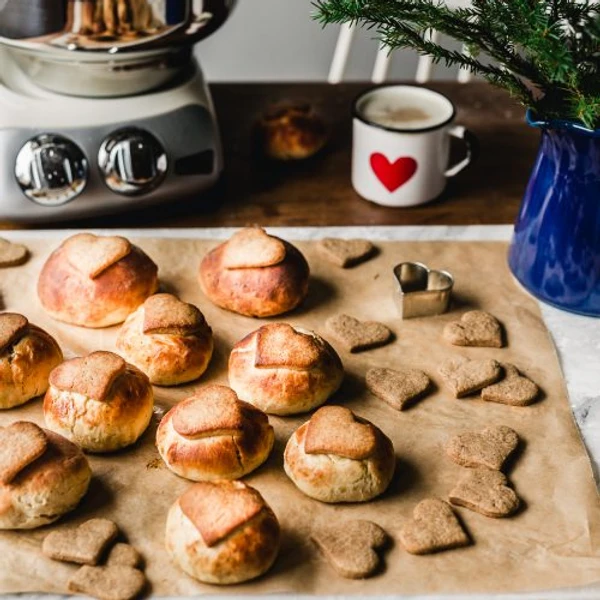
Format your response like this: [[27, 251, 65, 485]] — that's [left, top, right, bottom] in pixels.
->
[[3, 225, 600, 600]]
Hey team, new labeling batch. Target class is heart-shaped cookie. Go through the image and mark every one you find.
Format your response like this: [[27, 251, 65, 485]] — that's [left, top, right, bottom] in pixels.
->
[[0, 422, 48, 484], [179, 481, 264, 547], [0, 313, 28, 353], [366, 367, 431, 410], [221, 227, 286, 269], [305, 406, 377, 460], [481, 363, 539, 406], [64, 233, 132, 280], [399, 498, 470, 555], [326, 314, 392, 353], [449, 468, 520, 518], [42, 518, 119, 565], [68, 565, 146, 600], [0, 238, 28, 268], [312, 520, 388, 579], [446, 425, 519, 471], [106, 543, 142, 568], [443, 310, 504, 348], [439, 356, 502, 398], [171, 385, 246, 438], [255, 323, 321, 370], [317, 238, 375, 268], [142, 293, 207, 336], [49, 351, 127, 402]]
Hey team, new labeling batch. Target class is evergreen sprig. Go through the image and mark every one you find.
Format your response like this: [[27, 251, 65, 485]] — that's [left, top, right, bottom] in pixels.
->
[[313, 0, 600, 128]]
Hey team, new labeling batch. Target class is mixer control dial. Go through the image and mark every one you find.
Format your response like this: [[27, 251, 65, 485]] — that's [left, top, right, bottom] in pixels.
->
[[15, 135, 88, 206], [99, 128, 168, 196]]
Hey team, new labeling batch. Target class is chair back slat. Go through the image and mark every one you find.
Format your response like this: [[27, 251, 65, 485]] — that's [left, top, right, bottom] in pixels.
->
[[328, 22, 356, 84], [372, 43, 392, 83], [328, 20, 472, 83]]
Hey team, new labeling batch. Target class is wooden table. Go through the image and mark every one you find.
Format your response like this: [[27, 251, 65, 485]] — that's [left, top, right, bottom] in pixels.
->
[[0, 82, 539, 230]]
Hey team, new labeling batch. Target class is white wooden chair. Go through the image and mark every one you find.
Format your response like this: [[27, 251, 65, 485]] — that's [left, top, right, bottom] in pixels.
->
[[328, 23, 472, 84]]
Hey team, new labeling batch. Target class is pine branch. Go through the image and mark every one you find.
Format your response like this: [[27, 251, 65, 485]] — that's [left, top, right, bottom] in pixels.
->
[[313, 0, 600, 128]]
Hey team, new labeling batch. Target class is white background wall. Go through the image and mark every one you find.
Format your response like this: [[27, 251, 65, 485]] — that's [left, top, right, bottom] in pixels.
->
[[195, 0, 459, 82]]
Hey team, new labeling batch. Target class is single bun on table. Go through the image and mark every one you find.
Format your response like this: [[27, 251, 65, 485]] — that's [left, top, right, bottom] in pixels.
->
[[0, 313, 63, 409], [284, 405, 395, 503], [37, 233, 158, 328], [0, 421, 91, 529], [156, 384, 274, 481], [229, 323, 343, 415], [43, 351, 154, 453], [165, 480, 280, 585], [257, 103, 328, 160], [116, 293, 213, 386], [199, 227, 309, 318]]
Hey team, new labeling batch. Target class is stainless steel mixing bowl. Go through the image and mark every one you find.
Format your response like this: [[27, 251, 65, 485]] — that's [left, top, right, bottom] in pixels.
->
[[0, 0, 235, 96]]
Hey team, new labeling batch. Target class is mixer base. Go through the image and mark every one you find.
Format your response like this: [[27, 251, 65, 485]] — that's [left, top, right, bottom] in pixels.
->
[[0, 50, 222, 222]]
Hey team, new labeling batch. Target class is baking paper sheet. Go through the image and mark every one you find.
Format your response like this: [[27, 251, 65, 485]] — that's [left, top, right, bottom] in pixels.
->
[[0, 236, 599, 595]]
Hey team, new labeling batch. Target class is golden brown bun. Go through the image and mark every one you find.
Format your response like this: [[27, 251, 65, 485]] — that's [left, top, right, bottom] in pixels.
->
[[43, 351, 154, 453], [157, 385, 274, 481], [37, 233, 159, 328], [199, 227, 310, 318], [165, 480, 280, 585], [0, 426, 91, 529], [0, 313, 63, 409], [116, 294, 213, 386], [284, 406, 395, 503], [257, 103, 328, 160], [229, 323, 343, 415]]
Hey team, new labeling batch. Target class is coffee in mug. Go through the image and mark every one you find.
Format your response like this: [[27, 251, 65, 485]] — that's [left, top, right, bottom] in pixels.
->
[[352, 85, 476, 207]]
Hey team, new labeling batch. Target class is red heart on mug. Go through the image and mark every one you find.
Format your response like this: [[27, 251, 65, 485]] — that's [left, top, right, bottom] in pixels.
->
[[370, 153, 418, 192]]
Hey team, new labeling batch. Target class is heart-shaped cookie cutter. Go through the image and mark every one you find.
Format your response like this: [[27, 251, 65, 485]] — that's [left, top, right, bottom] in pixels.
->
[[394, 262, 454, 319]]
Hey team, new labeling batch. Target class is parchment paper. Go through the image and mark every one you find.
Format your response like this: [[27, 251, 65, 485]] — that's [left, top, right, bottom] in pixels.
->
[[0, 236, 599, 596]]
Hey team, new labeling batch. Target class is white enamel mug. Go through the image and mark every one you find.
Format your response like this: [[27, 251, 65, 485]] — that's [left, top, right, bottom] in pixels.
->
[[352, 85, 477, 207]]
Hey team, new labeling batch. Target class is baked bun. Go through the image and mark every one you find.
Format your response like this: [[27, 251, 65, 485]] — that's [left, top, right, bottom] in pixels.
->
[[284, 406, 395, 503], [43, 351, 154, 453], [229, 323, 343, 415], [0, 422, 91, 529], [116, 294, 213, 386], [257, 103, 328, 160], [199, 227, 309, 318], [165, 480, 280, 585], [38, 233, 159, 328], [0, 313, 63, 409], [157, 385, 274, 481]]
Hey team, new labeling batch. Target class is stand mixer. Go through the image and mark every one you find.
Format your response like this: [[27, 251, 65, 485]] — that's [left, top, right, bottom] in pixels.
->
[[0, 0, 234, 222]]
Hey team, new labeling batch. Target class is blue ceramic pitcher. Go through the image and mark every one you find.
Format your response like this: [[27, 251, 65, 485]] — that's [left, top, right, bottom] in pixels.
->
[[508, 111, 600, 316]]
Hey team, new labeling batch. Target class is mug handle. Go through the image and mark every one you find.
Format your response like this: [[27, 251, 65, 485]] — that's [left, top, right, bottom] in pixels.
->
[[444, 125, 479, 177]]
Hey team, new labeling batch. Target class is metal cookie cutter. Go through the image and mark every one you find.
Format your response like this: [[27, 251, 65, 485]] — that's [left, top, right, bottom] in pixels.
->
[[393, 262, 454, 319]]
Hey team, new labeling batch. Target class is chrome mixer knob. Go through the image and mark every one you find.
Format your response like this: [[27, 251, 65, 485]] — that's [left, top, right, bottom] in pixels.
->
[[15, 135, 88, 206], [99, 128, 168, 196]]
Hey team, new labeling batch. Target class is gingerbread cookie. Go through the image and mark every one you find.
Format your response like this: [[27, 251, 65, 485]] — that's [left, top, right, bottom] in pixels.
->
[[42, 518, 119, 565], [326, 314, 392, 353], [68, 565, 146, 600], [0, 237, 28, 268], [366, 367, 431, 410], [106, 544, 143, 569], [439, 356, 502, 398], [443, 310, 504, 348], [0, 422, 48, 484], [399, 498, 470, 555], [317, 238, 376, 268], [481, 364, 539, 406], [312, 520, 388, 579], [446, 425, 519, 471], [221, 227, 286, 269], [449, 468, 520, 518]]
